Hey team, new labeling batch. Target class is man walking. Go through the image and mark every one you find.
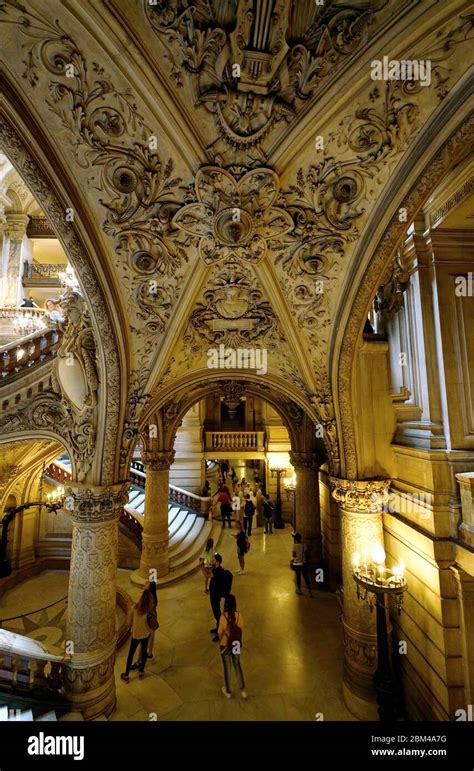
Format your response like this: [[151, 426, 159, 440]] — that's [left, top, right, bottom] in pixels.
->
[[209, 553, 233, 641]]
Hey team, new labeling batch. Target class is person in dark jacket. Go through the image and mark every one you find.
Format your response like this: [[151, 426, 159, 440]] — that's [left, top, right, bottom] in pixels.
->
[[209, 553, 232, 641], [243, 494, 255, 536]]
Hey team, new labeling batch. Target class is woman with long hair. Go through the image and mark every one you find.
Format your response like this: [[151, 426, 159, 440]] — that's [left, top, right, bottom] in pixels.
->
[[121, 587, 156, 682], [292, 533, 313, 597], [233, 521, 247, 574], [199, 537, 215, 593], [218, 593, 247, 700], [131, 579, 158, 669]]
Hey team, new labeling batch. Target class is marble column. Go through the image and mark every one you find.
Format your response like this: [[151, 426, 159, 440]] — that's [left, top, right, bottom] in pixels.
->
[[4, 214, 28, 306], [63, 483, 128, 719], [131, 450, 175, 585], [451, 567, 474, 706], [289, 451, 322, 566], [330, 477, 390, 720]]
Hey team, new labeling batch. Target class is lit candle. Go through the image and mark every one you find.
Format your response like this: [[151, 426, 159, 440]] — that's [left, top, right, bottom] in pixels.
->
[[362, 550, 368, 571], [378, 565, 385, 584], [371, 543, 386, 566], [352, 552, 360, 569]]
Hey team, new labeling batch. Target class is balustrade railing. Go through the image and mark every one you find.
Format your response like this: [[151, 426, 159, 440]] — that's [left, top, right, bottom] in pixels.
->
[[22, 262, 68, 283], [1, 325, 60, 380], [169, 485, 210, 515], [0, 600, 69, 696], [45, 461, 71, 485], [205, 431, 265, 451], [45, 461, 210, 521], [120, 509, 143, 543]]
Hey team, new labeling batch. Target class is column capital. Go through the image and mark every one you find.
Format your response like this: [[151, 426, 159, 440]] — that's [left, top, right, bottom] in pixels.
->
[[64, 482, 129, 524], [5, 213, 29, 240], [330, 477, 390, 512], [142, 450, 175, 471], [289, 451, 320, 471]]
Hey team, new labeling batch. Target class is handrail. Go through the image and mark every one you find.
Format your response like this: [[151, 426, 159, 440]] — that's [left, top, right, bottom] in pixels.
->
[[47, 461, 211, 516], [22, 262, 67, 281], [0, 595, 67, 625], [1, 326, 60, 380]]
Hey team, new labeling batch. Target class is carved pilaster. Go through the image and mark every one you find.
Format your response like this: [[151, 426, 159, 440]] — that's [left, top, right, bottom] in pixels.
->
[[330, 477, 390, 719], [63, 483, 128, 718], [289, 451, 322, 565], [4, 213, 28, 305], [131, 451, 174, 584]]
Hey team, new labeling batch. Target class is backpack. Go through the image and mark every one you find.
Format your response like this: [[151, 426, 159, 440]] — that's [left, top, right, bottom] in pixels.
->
[[244, 500, 254, 517], [222, 568, 233, 597], [263, 500, 273, 518], [226, 613, 243, 650]]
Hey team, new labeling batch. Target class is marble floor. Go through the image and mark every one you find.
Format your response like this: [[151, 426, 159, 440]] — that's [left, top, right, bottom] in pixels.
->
[[113, 526, 355, 722]]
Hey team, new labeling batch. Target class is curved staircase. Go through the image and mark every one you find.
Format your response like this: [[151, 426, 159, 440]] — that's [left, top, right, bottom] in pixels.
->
[[44, 458, 221, 585], [124, 487, 221, 586]]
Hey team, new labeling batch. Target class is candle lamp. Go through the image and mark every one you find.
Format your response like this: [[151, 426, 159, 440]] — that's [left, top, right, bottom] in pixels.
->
[[0, 486, 66, 577], [352, 543, 407, 721]]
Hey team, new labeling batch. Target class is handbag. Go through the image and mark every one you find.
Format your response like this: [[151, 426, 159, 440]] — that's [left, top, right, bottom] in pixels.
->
[[290, 559, 296, 571], [147, 610, 159, 630]]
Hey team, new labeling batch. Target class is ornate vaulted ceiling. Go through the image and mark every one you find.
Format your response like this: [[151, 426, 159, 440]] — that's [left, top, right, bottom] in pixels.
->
[[0, 0, 472, 481]]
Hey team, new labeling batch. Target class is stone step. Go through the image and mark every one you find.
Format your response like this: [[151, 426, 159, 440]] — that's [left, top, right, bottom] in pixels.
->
[[156, 522, 221, 586], [172, 520, 214, 569], [169, 516, 205, 559], [168, 508, 189, 539], [36, 710, 57, 721], [58, 711, 84, 721], [168, 511, 197, 551]]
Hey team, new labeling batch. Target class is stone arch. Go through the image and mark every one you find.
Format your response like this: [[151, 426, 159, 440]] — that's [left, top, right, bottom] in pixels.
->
[[134, 371, 331, 468], [332, 98, 473, 478], [0, 107, 125, 485]]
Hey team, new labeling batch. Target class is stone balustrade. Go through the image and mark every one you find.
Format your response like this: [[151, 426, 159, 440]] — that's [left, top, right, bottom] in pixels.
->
[[205, 431, 265, 451]]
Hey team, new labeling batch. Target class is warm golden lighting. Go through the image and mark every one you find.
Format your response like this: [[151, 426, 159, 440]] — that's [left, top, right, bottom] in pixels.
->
[[371, 543, 386, 565], [267, 452, 291, 471], [352, 551, 360, 568]]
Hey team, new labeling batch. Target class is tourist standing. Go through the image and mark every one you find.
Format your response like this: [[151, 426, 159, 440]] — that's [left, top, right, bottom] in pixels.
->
[[291, 533, 313, 597], [234, 521, 248, 574], [121, 587, 157, 681], [263, 493, 274, 534], [199, 537, 215, 593], [232, 488, 241, 524], [218, 594, 247, 700], [243, 494, 255, 536], [220, 485, 232, 528], [209, 554, 233, 641]]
